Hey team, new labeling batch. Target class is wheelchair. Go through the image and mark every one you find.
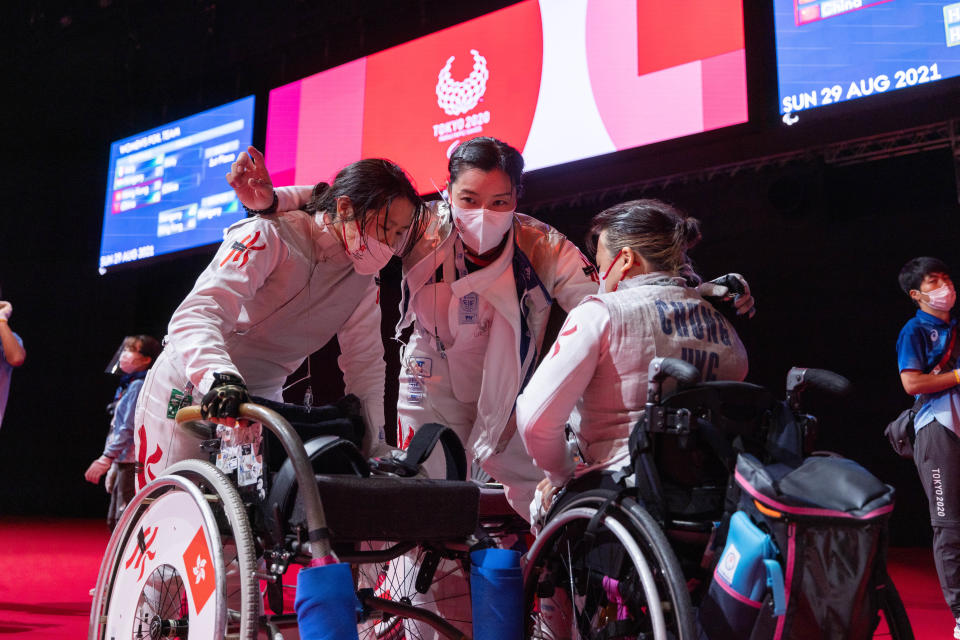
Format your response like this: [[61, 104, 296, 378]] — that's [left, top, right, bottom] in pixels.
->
[[88, 397, 528, 640], [521, 358, 914, 640]]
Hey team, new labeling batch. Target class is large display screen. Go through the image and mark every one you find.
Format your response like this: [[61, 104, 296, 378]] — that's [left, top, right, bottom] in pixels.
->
[[99, 96, 256, 273], [265, 0, 748, 192], [775, 1, 960, 124]]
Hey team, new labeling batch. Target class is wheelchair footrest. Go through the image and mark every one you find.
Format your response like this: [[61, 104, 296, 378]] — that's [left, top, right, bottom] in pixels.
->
[[291, 475, 480, 542]]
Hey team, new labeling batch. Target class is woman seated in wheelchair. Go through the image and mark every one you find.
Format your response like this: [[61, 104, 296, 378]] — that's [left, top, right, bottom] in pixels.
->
[[516, 198, 749, 522]]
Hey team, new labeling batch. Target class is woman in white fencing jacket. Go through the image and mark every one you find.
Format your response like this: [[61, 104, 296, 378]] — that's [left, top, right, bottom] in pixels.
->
[[268, 138, 601, 512], [253, 142, 753, 640], [516, 199, 749, 519], [267, 137, 753, 516], [133, 156, 424, 489]]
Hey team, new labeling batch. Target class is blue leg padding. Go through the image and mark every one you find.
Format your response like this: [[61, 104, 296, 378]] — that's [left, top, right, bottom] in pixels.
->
[[295, 564, 361, 640], [470, 548, 523, 640]]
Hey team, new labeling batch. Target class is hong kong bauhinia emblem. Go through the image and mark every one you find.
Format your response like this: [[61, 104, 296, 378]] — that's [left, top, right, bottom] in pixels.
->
[[436, 49, 489, 116]]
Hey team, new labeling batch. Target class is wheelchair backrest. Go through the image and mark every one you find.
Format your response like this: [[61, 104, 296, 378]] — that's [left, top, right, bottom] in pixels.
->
[[661, 381, 779, 439], [642, 382, 791, 518]]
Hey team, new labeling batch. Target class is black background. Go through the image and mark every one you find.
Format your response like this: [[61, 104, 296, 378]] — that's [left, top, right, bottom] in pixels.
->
[[4, 1, 959, 545]]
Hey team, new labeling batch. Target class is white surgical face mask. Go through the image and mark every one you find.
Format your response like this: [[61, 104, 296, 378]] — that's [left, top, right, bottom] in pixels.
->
[[925, 284, 957, 311], [341, 219, 394, 275], [118, 350, 148, 374], [451, 204, 515, 255]]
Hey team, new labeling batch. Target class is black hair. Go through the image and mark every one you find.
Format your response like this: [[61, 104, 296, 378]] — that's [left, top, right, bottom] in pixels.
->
[[898, 256, 951, 295], [448, 137, 525, 196], [588, 199, 702, 283], [305, 158, 425, 258], [124, 335, 162, 366]]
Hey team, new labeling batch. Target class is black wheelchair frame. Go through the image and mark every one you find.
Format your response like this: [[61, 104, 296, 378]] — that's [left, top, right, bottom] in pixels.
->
[[521, 358, 914, 640], [89, 401, 528, 640]]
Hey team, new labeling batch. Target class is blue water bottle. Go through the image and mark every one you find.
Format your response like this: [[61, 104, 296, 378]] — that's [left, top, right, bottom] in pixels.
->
[[470, 547, 523, 640]]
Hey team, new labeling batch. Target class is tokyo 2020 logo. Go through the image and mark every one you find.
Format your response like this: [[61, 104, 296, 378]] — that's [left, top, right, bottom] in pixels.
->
[[436, 49, 489, 116]]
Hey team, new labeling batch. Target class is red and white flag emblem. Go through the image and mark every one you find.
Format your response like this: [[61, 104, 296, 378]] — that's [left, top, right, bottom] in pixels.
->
[[182, 527, 216, 613], [220, 230, 265, 268]]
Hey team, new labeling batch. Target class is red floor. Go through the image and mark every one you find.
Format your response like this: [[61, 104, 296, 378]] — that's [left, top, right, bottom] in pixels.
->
[[0, 517, 952, 638]]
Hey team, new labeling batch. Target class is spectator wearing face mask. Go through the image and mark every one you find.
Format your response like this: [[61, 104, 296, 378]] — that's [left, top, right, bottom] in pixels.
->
[[0, 299, 26, 430], [85, 335, 161, 530], [896, 257, 960, 639]]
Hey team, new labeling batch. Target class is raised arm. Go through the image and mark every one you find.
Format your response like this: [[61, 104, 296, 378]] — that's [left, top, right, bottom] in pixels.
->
[[0, 302, 25, 367], [227, 145, 313, 212]]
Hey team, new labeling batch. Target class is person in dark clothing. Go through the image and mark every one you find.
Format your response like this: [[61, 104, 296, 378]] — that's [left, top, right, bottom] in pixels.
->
[[896, 256, 960, 638], [85, 335, 161, 530]]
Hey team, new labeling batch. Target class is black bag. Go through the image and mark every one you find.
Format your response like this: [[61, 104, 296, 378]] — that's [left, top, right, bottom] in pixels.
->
[[700, 454, 896, 640], [884, 399, 921, 460], [884, 328, 956, 460]]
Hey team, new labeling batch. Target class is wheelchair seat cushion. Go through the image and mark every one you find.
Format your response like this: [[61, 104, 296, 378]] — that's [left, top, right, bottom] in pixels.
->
[[289, 475, 480, 542]]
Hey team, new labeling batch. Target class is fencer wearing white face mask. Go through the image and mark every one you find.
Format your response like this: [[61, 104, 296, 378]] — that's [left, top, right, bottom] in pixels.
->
[[268, 138, 756, 640], [450, 204, 516, 255], [269, 138, 756, 516], [338, 208, 403, 275], [133, 153, 423, 489]]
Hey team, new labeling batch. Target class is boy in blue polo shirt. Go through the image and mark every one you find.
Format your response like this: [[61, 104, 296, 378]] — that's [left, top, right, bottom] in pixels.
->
[[896, 256, 960, 638]]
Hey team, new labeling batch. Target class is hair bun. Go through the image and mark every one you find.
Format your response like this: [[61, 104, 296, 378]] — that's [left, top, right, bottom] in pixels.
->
[[680, 216, 702, 249]]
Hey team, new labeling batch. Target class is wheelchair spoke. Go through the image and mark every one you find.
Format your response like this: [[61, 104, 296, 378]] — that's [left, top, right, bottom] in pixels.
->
[[132, 564, 189, 640], [525, 498, 693, 640], [353, 541, 471, 640]]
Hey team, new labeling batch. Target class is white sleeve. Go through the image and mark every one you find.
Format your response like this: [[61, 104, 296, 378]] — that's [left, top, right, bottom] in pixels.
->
[[551, 239, 600, 312], [336, 280, 387, 454], [168, 221, 287, 393], [516, 299, 610, 486], [275, 185, 314, 212]]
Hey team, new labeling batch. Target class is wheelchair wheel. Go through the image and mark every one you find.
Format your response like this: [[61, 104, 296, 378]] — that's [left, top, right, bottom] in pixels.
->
[[162, 459, 261, 639], [349, 541, 471, 640], [524, 491, 696, 640], [873, 571, 914, 640], [90, 474, 230, 639], [89, 461, 259, 640]]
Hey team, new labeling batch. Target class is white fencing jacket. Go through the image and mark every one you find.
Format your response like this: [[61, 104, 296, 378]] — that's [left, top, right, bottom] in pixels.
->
[[165, 206, 386, 442], [516, 273, 749, 486], [276, 187, 598, 461], [397, 201, 598, 462]]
